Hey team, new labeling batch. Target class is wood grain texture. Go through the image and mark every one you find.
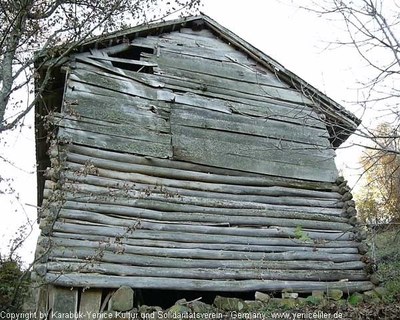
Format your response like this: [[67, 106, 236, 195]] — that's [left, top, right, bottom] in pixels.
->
[[36, 26, 369, 293], [42, 273, 374, 293]]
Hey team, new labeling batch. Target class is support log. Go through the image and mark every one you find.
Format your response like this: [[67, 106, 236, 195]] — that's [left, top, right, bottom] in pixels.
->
[[42, 273, 374, 293]]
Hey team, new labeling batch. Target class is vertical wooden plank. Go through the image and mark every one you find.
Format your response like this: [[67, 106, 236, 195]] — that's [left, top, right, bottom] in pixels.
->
[[35, 285, 49, 314], [80, 289, 102, 319], [51, 286, 78, 320]]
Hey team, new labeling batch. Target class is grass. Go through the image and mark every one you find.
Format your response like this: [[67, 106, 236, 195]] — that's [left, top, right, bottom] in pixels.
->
[[370, 227, 400, 300]]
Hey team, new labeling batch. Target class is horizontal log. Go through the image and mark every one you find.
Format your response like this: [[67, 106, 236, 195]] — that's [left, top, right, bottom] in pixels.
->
[[44, 237, 361, 262], [52, 232, 358, 252], [62, 171, 344, 209], [40, 273, 374, 293], [43, 261, 368, 281], [63, 163, 343, 211], [61, 179, 344, 212], [53, 221, 358, 248], [64, 144, 339, 192], [58, 197, 350, 231], [60, 184, 344, 217], [47, 247, 365, 270], [61, 188, 345, 222]]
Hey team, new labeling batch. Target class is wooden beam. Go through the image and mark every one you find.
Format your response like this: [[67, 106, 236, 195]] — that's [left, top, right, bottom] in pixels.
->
[[43, 273, 374, 293]]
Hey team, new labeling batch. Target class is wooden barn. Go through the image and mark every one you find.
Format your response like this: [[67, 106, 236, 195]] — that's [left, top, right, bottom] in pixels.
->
[[33, 14, 373, 313]]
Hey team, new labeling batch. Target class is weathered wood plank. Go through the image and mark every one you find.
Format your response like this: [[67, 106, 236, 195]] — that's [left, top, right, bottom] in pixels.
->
[[43, 273, 374, 293], [53, 221, 356, 248], [171, 28, 217, 38], [80, 289, 102, 318], [155, 49, 312, 103], [65, 144, 339, 191], [58, 127, 172, 158], [172, 127, 338, 182], [149, 74, 326, 129], [51, 286, 78, 319], [134, 36, 286, 91], [171, 105, 330, 147], [70, 69, 158, 100], [44, 261, 367, 281], [73, 57, 326, 130], [153, 53, 313, 105], [52, 113, 171, 145], [172, 124, 335, 162], [64, 89, 170, 132], [74, 59, 165, 89], [89, 55, 158, 67]]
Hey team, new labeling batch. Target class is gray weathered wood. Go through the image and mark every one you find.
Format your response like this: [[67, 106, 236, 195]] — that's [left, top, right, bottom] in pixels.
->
[[48, 246, 364, 269], [152, 52, 313, 105], [64, 88, 170, 132], [89, 55, 158, 67], [155, 48, 315, 104], [47, 237, 361, 262], [51, 286, 78, 319], [172, 124, 335, 162], [44, 261, 366, 281], [52, 113, 171, 144], [62, 158, 341, 199], [53, 221, 357, 248], [171, 129, 338, 182], [42, 273, 374, 293], [52, 231, 357, 251], [64, 144, 339, 191], [80, 289, 102, 318], [56, 206, 351, 232], [58, 127, 172, 158], [62, 167, 343, 208], [151, 73, 327, 129], [171, 105, 330, 147], [59, 180, 343, 216]]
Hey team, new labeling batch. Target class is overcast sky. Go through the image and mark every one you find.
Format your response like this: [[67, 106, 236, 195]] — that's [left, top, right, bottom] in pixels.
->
[[0, 0, 370, 264]]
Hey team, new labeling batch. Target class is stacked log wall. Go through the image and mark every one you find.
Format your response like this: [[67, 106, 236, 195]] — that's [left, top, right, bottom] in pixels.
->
[[33, 27, 372, 293]]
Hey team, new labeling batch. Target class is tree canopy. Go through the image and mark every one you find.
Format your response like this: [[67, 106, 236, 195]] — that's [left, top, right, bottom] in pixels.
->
[[356, 123, 400, 224]]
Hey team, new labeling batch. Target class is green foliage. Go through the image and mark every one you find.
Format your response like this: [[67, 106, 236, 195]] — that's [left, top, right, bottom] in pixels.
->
[[294, 225, 311, 241], [0, 255, 30, 312], [347, 293, 363, 306], [372, 229, 400, 300], [305, 295, 321, 305]]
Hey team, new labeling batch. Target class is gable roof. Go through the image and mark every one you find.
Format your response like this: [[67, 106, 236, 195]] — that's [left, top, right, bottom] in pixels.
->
[[75, 13, 360, 148]]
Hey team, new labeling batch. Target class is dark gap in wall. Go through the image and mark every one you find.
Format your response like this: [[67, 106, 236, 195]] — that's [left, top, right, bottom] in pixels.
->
[[139, 289, 255, 309], [110, 46, 154, 73]]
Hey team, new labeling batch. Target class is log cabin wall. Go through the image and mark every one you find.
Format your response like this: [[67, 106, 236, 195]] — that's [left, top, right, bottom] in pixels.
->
[[33, 16, 372, 310]]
